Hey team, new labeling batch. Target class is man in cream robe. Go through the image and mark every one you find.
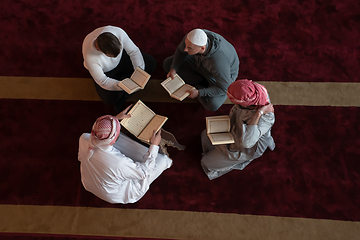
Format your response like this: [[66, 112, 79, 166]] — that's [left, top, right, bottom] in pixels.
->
[[201, 79, 275, 180]]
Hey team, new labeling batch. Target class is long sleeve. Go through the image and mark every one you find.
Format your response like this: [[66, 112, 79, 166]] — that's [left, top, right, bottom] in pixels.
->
[[86, 63, 123, 91], [197, 59, 232, 97], [241, 113, 275, 148], [141, 145, 159, 170], [82, 26, 144, 91], [121, 31, 145, 70]]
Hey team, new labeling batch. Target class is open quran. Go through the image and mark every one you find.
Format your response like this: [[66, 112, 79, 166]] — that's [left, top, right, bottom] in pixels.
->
[[206, 115, 235, 145], [117, 67, 151, 94], [161, 74, 195, 101], [120, 100, 168, 142]]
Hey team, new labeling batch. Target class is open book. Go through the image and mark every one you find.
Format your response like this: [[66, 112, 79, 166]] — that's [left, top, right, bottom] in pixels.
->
[[161, 74, 195, 101], [120, 100, 168, 142], [206, 115, 235, 145], [117, 67, 151, 94]]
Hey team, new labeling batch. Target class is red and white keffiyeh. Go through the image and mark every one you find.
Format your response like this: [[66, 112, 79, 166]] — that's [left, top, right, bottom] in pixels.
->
[[90, 115, 120, 147]]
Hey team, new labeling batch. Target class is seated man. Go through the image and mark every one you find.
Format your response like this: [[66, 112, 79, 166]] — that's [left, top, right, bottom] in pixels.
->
[[82, 26, 156, 113], [163, 29, 240, 111], [78, 106, 172, 204], [201, 79, 275, 180]]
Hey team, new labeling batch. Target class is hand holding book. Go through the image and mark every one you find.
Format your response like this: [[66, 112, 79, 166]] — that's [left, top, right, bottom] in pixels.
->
[[115, 104, 132, 120], [117, 67, 151, 94], [120, 100, 168, 142], [161, 74, 196, 101], [186, 88, 199, 99], [150, 129, 162, 146]]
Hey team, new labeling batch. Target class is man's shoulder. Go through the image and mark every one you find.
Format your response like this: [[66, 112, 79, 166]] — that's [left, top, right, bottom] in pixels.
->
[[103, 26, 125, 33], [79, 133, 91, 144], [203, 30, 227, 43], [203, 31, 231, 53], [203, 29, 220, 36], [84, 26, 126, 41]]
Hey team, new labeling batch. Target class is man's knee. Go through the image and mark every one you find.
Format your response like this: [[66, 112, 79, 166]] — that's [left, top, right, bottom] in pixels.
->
[[201, 101, 223, 111], [199, 96, 226, 111], [155, 155, 172, 171], [142, 52, 157, 74], [203, 104, 221, 112]]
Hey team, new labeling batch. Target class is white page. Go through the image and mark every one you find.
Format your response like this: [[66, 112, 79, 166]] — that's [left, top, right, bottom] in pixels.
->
[[163, 75, 184, 94], [120, 78, 140, 91], [121, 101, 154, 136], [131, 68, 150, 88]]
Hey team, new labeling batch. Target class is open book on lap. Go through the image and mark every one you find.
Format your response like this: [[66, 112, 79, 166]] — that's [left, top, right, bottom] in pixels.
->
[[161, 74, 195, 101], [120, 100, 168, 142], [206, 115, 235, 145], [117, 67, 151, 94]]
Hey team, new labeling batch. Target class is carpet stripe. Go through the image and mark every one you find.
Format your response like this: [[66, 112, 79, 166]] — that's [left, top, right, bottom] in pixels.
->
[[1, 205, 359, 240], [1, 78, 359, 239], [1, 76, 360, 106]]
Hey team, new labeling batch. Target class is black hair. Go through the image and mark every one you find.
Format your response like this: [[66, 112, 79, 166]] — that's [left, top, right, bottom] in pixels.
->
[[95, 32, 121, 57]]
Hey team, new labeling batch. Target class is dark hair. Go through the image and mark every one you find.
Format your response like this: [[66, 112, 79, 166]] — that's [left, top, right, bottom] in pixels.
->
[[95, 32, 121, 57]]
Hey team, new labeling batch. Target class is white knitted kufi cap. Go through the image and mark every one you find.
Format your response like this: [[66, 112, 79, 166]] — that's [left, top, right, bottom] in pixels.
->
[[187, 29, 207, 46]]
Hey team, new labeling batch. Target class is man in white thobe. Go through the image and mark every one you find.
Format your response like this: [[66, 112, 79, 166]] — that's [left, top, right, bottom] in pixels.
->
[[78, 106, 172, 204]]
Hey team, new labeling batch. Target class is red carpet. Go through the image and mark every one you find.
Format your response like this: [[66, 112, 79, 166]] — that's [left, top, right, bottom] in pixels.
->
[[0, 99, 359, 221], [1, 0, 359, 239], [0, 0, 359, 82]]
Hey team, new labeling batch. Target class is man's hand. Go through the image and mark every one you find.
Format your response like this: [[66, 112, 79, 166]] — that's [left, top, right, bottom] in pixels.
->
[[167, 69, 177, 79], [150, 129, 162, 146], [186, 89, 199, 99], [115, 104, 132, 120], [258, 103, 274, 115]]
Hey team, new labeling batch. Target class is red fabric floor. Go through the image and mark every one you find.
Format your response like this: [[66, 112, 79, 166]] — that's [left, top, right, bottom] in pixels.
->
[[0, 99, 359, 221], [1, 0, 359, 82]]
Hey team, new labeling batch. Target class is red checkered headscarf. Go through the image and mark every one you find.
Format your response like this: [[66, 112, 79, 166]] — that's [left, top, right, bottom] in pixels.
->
[[90, 115, 120, 147], [227, 79, 269, 106]]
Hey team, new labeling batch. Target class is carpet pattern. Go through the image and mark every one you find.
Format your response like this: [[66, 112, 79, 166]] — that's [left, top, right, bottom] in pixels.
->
[[1, 0, 360, 239], [0, 0, 359, 82], [0, 233, 160, 240], [0, 99, 359, 222]]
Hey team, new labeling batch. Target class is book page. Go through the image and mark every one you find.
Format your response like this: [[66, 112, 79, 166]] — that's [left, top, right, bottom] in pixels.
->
[[208, 133, 235, 145], [161, 75, 185, 95], [206, 116, 231, 134], [120, 100, 155, 137], [172, 84, 195, 101], [138, 115, 168, 142], [118, 78, 141, 93], [131, 67, 150, 88]]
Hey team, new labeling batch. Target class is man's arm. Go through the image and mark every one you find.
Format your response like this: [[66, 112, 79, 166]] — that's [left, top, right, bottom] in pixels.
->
[[242, 104, 275, 148], [117, 129, 162, 181], [141, 130, 162, 169], [85, 62, 123, 91], [121, 30, 145, 70], [197, 60, 233, 97], [167, 37, 188, 78]]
